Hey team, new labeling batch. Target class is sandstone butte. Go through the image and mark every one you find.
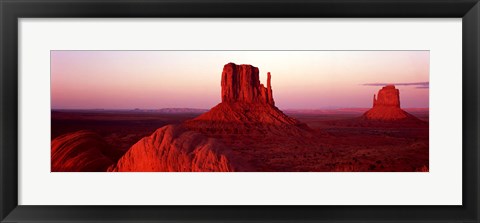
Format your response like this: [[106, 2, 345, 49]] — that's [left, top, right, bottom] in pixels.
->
[[184, 62, 309, 135], [52, 62, 310, 172], [362, 85, 420, 121], [221, 62, 274, 105]]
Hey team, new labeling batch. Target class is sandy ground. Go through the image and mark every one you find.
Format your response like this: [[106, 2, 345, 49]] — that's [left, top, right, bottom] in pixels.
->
[[51, 110, 429, 172]]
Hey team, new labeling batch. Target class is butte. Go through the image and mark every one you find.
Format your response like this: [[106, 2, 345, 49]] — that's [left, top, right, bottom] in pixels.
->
[[183, 62, 310, 136], [362, 85, 422, 122]]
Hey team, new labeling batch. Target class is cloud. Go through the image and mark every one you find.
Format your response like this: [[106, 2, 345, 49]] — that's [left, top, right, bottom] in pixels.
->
[[415, 86, 429, 89], [362, 82, 429, 89]]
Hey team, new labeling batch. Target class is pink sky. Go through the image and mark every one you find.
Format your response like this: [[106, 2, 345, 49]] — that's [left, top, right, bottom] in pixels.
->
[[51, 51, 429, 109]]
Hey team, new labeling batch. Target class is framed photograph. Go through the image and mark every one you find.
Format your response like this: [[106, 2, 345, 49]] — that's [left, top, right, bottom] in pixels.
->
[[1, 0, 479, 222]]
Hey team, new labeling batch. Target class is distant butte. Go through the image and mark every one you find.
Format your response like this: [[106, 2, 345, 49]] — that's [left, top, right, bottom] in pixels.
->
[[362, 85, 420, 121]]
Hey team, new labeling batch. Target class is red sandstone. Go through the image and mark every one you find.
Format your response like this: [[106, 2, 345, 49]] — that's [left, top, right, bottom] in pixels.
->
[[221, 63, 274, 105], [363, 85, 419, 121], [108, 125, 233, 172], [51, 131, 123, 172], [51, 64, 428, 172]]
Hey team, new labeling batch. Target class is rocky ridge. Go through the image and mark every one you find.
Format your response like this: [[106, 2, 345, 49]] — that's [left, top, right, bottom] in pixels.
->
[[108, 125, 233, 172]]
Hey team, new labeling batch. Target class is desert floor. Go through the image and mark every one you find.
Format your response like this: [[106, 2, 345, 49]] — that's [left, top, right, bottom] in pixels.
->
[[51, 110, 429, 172]]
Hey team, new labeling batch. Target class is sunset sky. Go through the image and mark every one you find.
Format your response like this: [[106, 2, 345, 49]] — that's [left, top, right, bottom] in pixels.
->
[[51, 51, 429, 109]]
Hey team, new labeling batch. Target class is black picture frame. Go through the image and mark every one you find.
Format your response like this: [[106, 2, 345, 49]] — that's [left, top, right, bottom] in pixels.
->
[[1, 0, 479, 222]]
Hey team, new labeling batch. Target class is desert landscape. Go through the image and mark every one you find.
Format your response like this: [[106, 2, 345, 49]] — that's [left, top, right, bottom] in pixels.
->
[[51, 62, 429, 172]]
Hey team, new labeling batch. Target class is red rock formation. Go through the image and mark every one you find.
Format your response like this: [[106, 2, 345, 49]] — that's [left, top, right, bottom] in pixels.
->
[[363, 85, 419, 121], [51, 131, 123, 172], [184, 102, 309, 136], [109, 125, 233, 172], [185, 62, 309, 135], [52, 62, 310, 172], [221, 63, 274, 105], [373, 85, 400, 107]]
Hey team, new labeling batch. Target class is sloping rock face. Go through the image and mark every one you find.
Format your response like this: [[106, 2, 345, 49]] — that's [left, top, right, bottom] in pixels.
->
[[184, 102, 309, 136], [184, 63, 309, 135], [51, 131, 123, 172], [109, 125, 234, 172], [362, 85, 419, 121]]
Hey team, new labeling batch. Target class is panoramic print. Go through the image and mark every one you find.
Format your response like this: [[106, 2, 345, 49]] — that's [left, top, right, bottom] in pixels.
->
[[51, 51, 429, 172]]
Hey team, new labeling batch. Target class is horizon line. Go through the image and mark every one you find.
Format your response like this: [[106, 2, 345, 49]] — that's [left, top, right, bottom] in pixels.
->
[[51, 107, 430, 110]]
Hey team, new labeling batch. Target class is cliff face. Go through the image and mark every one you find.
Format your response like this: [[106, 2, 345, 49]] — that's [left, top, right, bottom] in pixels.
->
[[373, 85, 400, 108], [221, 63, 274, 105], [109, 125, 234, 172], [363, 85, 419, 121]]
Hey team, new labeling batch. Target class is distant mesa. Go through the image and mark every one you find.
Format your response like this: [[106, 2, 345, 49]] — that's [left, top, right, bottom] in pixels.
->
[[184, 63, 310, 135], [362, 85, 420, 121], [128, 108, 208, 114], [156, 108, 208, 114]]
